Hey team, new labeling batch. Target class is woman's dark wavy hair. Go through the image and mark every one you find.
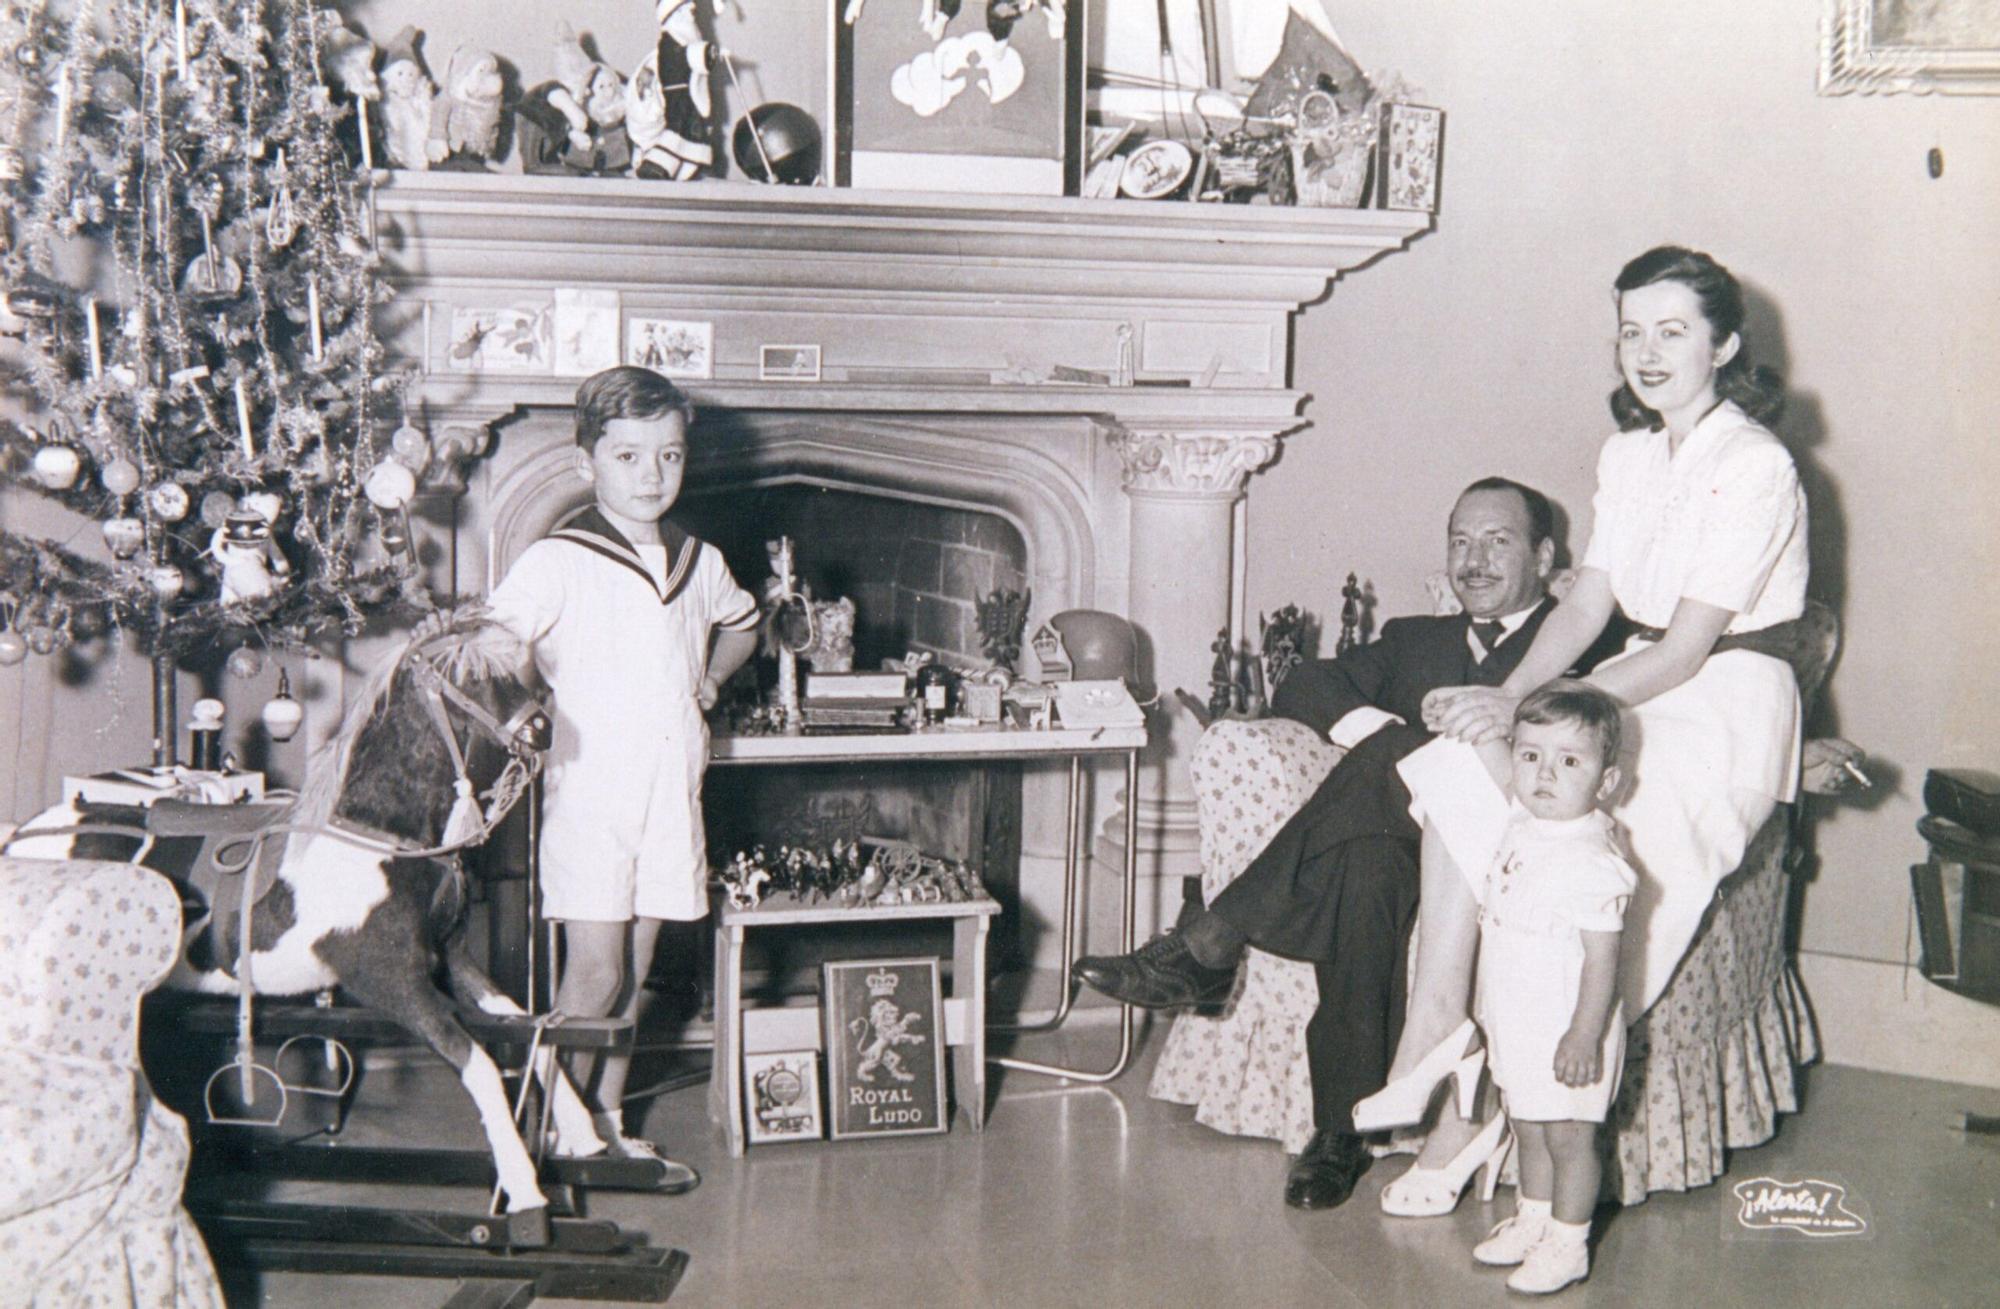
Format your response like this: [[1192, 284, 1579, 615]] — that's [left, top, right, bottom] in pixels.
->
[[1609, 245, 1785, 432]]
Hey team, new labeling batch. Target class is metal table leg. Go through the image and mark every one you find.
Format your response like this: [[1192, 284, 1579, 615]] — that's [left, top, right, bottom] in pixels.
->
[[989, 756, 1083, 1034], [990, 750, 1139, 1083]]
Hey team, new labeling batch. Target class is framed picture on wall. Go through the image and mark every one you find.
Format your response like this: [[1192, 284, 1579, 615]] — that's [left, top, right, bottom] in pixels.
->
[[823, 957, 947, 1141], [833, 0, 1085, 194], [1820, 0, 2000, 95]]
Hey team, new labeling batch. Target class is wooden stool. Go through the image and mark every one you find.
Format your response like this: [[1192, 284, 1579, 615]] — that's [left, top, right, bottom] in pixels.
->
[[708, 895, 1001, 1156]]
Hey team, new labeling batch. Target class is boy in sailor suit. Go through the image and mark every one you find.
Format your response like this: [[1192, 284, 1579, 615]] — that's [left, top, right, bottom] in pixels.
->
[[488, 366, 759, 1180]]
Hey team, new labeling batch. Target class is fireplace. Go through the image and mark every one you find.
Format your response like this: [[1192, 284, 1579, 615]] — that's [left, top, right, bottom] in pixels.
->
[[358, 173, 1428, 975]]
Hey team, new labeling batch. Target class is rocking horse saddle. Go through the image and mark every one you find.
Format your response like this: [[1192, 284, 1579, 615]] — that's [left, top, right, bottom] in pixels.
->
[[77, 797, 291, 955]]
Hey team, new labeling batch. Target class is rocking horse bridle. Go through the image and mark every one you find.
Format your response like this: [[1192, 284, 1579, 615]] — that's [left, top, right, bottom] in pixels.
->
[[400, 650, 552, 857]]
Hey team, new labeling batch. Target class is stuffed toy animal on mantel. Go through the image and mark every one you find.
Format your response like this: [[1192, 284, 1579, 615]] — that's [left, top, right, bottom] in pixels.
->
[[628, 0, 719, 180]]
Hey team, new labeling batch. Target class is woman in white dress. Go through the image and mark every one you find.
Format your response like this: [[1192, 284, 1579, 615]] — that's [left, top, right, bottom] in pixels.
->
[[1349, 246, 1811, 1217]]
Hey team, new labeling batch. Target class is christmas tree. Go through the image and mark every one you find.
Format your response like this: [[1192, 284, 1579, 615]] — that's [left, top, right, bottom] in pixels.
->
[[0, 0, 429, 729]]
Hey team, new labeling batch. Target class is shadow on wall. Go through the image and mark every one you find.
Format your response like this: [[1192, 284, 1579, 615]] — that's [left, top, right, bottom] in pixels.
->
[[1744, 279, 1849, 737]]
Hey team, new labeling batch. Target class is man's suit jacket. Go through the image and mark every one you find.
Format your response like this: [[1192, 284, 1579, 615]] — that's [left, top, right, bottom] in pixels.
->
[[1270, 598, 1559, 740]]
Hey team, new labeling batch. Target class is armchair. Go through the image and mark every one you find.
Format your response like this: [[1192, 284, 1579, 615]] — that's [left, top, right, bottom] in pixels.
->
[[1150, 602, 1838, 1204], [0, 855, 224, 1306]]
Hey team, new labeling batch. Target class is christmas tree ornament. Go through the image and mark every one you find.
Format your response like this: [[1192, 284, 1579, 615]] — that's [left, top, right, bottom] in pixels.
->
[[24, 622, 56, 655], [149, 481, 190, 521], [100, 456, 140, 496], [32, 444, 81, 489], [199, 490, 236, 528], [378, 506, 411, 555], [389, 423, 431, 472], [148, 563, 185, 598], [266, 150, 299, 247], [364, 458, 416, 510], [262, 666, 304, 741], [0, 629, 25, 666], [226, 644, 265, 679], [211, 510, 290, 604], [102, 515, 145, 559]]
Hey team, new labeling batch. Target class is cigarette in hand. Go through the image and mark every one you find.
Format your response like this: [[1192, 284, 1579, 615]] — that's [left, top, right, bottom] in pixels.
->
[[1841, 758, 1872, 789]]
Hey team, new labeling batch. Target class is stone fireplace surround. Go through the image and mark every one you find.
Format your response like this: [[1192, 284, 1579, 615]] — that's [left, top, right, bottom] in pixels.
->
[[375, 173, 1428, 968]]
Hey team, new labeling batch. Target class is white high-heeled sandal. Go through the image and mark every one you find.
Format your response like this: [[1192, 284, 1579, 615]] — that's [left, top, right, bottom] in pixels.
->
[[1378, 1111, 1511, 1218], [1350, 1017, 1484, 1133]]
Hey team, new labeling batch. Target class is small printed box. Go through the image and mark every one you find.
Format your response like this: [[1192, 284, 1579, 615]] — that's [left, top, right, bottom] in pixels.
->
[[823, 957, 947, 1140], [744, 1050, 825, 1145], [1377, 103, 1444, 213]]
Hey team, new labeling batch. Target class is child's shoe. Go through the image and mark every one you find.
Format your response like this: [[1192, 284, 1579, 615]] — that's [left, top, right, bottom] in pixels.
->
[[1474, 1197, 1552, 1267], [1505, 1218, 1590, 1294]]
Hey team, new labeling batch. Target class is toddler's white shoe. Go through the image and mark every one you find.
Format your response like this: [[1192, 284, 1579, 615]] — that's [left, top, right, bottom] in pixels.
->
[[1505, 1220, 1590, 1295], [1473, 1198, 1551, 1267]]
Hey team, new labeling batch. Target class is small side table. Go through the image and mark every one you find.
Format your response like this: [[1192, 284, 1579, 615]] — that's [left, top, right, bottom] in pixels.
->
[[707, 894, 1001, 1157]]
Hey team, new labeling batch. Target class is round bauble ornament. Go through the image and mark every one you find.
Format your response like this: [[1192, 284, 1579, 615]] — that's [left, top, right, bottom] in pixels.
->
[[364, 459, 416, 510], [149, 481, 190, 521], [226, 645, 266, 679], [239, 490, 284, 525], [732, 103, 823, 185], [262, 669, 304, 742], [147, 564, 185, 598], [102, 515, 145, 559], [32, 444, 81, 490], [191, 697, 226, 730], [389, 424, 432, 473], [0, 629, 26, 665], [24, 624, 56, 655], [200, 491, 236, 528], [100, 457, 141, 496]]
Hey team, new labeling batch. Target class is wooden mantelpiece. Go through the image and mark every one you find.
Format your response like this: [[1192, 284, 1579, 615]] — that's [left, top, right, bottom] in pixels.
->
[[375, 171, 1430, 954]]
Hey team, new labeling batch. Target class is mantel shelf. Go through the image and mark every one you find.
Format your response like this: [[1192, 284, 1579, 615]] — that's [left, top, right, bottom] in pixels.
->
[[374, 171, 1432, 310]]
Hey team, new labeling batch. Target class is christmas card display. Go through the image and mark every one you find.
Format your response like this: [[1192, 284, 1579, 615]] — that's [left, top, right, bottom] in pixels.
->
[[823, 957, 947, 1141], [743, 1049, 824, 1145], [0, 1, 426, 715]]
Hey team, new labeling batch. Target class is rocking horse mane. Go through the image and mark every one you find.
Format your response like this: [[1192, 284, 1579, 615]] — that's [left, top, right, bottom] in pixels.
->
[[290, 606, 530, 842]]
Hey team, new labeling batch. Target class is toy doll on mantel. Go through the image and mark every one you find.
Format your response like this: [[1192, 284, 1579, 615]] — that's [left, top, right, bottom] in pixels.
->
[[429, 46, 507, 171], [628, 0, 719, 180], [378, 27, 437, 171], [518, 23, 631, 175]]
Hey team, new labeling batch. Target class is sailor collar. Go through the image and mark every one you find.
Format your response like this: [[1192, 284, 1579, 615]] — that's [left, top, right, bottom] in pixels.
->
[[548, 506, 702, 605]]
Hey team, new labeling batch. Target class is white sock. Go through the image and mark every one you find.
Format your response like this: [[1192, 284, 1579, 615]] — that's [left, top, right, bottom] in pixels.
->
[[1545, 1216, 1590, 1246], [1515, 1197, 1553, 1223]]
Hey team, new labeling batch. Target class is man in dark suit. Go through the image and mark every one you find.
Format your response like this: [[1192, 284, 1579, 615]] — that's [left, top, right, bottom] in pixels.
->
[[1075, 477, 1610, 1210]]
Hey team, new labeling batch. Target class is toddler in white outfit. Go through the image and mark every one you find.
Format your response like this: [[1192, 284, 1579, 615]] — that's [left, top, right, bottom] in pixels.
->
[[1468, 681, 1636, 1295]]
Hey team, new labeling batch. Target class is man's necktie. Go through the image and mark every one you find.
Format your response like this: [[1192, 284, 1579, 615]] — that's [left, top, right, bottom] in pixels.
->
[[1473, 620, 1506, 658]]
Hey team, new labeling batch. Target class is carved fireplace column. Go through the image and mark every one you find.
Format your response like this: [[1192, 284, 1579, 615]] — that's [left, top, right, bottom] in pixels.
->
[[1105, 423, 1283, 927]]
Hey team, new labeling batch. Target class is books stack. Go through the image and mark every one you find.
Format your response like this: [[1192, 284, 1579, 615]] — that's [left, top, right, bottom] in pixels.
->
[[802, 670, 911, 731]]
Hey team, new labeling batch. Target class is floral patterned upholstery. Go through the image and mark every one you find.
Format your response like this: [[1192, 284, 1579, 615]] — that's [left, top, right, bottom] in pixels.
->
[[0, 856, 224, 1307], [1148, 710, 1821, 1204]]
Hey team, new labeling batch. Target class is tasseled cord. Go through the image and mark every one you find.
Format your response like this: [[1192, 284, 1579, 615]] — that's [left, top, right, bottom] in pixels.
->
[[442, 776, 482, 847]]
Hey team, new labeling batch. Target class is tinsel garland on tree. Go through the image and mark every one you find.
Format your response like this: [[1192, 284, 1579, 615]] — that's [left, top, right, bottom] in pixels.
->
[[0, 0, 429, 667]]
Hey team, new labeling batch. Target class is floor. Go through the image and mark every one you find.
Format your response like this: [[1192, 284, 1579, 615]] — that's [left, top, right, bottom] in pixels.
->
[[209, 1017, 1999, 1308]]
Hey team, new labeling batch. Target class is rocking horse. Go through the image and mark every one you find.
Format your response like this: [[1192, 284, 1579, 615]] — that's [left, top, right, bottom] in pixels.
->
[[8, 609, 689, 1273]]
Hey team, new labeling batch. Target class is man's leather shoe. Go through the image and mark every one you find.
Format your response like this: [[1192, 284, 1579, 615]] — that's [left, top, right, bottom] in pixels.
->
[[1070, 932, 1236, 1008], [1284, 1129, 1371, 1210]]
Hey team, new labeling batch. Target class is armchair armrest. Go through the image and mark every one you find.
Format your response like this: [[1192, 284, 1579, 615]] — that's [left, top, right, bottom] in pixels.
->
[[1188, 719, 1346, 906]]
